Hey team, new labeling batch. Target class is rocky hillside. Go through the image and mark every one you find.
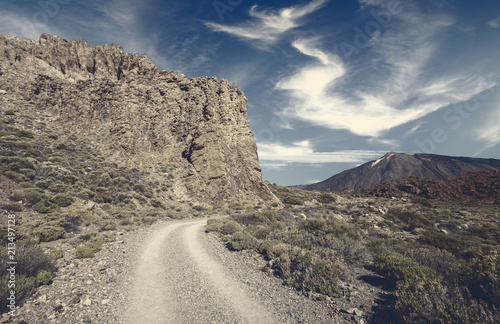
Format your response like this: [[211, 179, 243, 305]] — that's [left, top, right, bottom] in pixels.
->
[[303, 152, 500, 192], [352, 170, 500, 203], [0, 33, 278, 205]]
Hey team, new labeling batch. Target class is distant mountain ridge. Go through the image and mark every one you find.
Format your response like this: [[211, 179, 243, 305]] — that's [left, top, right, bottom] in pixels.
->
[[303, 152, 500, 192]]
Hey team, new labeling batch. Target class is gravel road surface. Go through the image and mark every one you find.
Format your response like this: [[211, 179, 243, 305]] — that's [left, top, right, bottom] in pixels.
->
[[119, 218, 344, 324]]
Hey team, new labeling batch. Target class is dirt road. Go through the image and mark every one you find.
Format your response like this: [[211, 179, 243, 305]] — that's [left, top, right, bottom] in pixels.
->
[[120, 218, 343, 324]]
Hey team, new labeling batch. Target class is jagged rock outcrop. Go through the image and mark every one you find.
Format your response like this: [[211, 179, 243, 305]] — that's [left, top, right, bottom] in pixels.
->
[[0, 33, 278, 205], [303, 152, 500, 192]]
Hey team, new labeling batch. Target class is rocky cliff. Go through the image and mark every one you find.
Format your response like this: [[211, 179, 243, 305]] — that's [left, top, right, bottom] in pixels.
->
[[303, 152, 500, 192], [0, 33, 277, 205]]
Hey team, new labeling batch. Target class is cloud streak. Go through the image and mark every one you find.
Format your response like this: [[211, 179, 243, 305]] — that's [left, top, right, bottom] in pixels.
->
[[476, 110, 500, 154], [79, 0, 170, 68], [0, 8, 55, 40], [275, 6, 497, 137], [204, 0, 328, 46], [488, 16, 500, 28], [257, 140, 386, 164]]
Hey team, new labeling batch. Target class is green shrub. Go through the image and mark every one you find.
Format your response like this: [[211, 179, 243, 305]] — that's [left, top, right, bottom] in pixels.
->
[[9, 191, 24, 202], [332, 236, 372, 265], [1, 203, 22, 212], [141, 216, 157, 225], [14, 129, 34, 138], [99, 222, 116, 232], [57, 213, 82, 232], [372, 253, 484, 323], [50, 249, 64, 260], [395, 274, 499, 323], [119, 218, 132, 226], [466, 254, 500, 306], [437, 288, 500, 324], [206, 219, 243, 235], [48, 156, 68, 165], [192, 205, 206, 212], [385, 207, 430, 230], [33, 201, 52, 213], [0, 245, 55, 312], [229, 203, 246, 210], [302, 218, 327, 233], [50, 193, 74, 207], [54, 142, 68, 150], [1, 156, 35, 171], [75, 241, 102, 259], [412, 197, 433, 208], [266, 243, 347, 297], [76, 189, 95, 200], [18, 181, 34, 188], [36, 270, 52, 286], [0, 275, 36, 313], [228, 231, 259, 251], [420, 230, 464, 256], [367, 199, 376, 206], [409, 248, 461, 282], [281, 196, 304, 205], [3, 170, 23, 182], [394, 271, 446, 323], [109, 207, 138, 220], [150, 199, 165, 209], [318, 193, 336, 204], [48, 182, 68, 193], [375, 253, 440, 285], [33, 225, 66, 242], [232, 212, 268, 226], [18, 168, 35, 180], [21, 188, 45, 207], [35, 180, 51, 189]]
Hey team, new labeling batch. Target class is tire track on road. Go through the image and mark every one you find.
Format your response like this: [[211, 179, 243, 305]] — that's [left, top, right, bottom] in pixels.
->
[[125, 219, 275, 324]]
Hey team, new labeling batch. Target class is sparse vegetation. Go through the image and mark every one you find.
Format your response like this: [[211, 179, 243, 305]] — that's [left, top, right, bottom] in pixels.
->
[[0, 112, 195, 312], [207, 208, 360, 298], [206, 183, 500, 322], [1, 101, 499, 321]]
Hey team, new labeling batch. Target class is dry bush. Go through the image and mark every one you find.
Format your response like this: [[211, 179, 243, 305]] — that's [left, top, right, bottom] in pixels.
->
[[0, 244, 55, 312], [206, 218, 242, 235]]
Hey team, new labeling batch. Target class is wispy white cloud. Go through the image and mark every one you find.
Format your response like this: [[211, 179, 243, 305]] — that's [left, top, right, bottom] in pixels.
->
[[78, 0, 170, 68], [476, 110, 500, 154], [367, 137, 401, 148], [275, 7, 497, 137], [259, 162, 291, 170], [358, 0, 387, 5], [204, 0, 328, 46], [488, 16, 500, 28], [0, 9, 54, 40], [163, 35, 219, 74], [257, 140, 385, 164]]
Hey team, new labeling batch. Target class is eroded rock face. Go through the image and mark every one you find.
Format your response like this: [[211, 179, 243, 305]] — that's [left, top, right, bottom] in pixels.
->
[[0, 33, 278, 205]]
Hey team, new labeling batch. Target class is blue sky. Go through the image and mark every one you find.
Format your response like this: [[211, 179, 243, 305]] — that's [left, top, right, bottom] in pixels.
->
[[1, 0, 499, 185]]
